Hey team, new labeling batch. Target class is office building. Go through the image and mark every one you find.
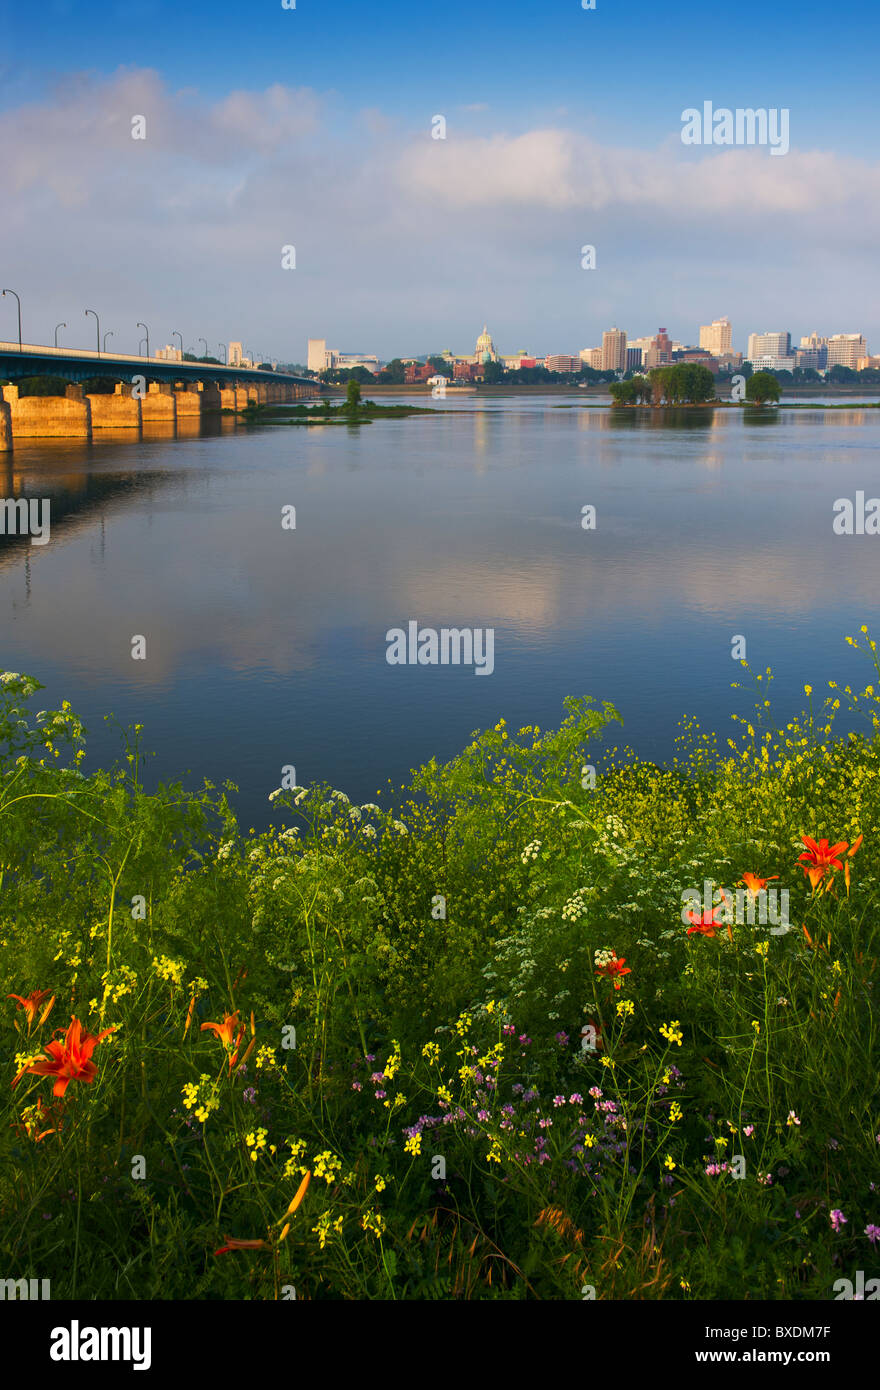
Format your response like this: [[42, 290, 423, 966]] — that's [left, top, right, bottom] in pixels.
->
[[699, 317, 733, 355]]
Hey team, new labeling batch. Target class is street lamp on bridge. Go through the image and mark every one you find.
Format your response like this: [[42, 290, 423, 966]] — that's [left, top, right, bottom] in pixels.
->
[[199, 338, 208, 360], [85, 309, 101, 354], [137, 323, 150, 359], [218, 343, 227, 364], [138, 338, 147, 356], [55, 322, 67, 348], [2, 289, 22, 350], [104, 331, 114, 353], [172, 331, 183, 360]]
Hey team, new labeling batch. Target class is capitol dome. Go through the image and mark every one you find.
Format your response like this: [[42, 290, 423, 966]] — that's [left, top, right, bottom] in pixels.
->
[[475, 324, 497, 362]]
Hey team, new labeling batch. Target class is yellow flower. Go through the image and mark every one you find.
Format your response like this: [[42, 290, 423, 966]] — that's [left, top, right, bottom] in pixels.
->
[[663, 1155, 676, 1170], [659, 1020, 683, 1047], [255, 1045, 277, 1070], [669, 1102, 683, 1122], [755, 941, 769, 958], [404, 1133, 422, 1157]]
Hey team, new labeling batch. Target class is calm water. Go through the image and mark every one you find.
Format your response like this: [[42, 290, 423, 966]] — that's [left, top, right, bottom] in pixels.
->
[[2, 394, 880, 826]]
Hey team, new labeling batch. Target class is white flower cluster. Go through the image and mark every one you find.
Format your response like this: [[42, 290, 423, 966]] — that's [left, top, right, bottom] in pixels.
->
[[561, 889, 589, 923], [216, 840, 234, 860], [521, 840, 542, 865], [594, 947, 617, 968], [391, 820, 408, 835]]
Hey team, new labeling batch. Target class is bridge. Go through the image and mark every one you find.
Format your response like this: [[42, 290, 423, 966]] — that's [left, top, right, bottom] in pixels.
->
[[0, 342, 319, 450]]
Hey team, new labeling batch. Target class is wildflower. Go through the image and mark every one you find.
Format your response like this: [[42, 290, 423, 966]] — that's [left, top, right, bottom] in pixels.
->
[[255, 1045, 277, 1071], [214, 1236, 269, 1256], [201, 1012, 246, 1072], [845, 834, 863, 893], [15, 1096, 64, 1143], [13, 1017, 115, 1098], [685, 907, 729, 939], [669, 1102, 683, 1122], [740, 872, 779, 896], [830, 1209, 847, 1233], [594, 954, 632, 989], [797, 835, 848, 890], [664, 1155, 676, 1170], [659, 1020, 684, 1047], [312, 1150, 342, 1185], [361, 1209, 386, 1238], [7, 989, 55, 1031], [404, 1134, 422, 1157], [865, 1225, 880, 1246], [744, 1125, 755, 1138]]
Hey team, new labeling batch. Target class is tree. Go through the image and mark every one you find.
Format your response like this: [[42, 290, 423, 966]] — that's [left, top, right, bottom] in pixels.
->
[[481, 360, 505, 384], [829, 364, 856, 384], [345, 378, 362, 409], [745, 371, 781, 405], [610, 379, 636, 405], [427, 355, 454, 379]]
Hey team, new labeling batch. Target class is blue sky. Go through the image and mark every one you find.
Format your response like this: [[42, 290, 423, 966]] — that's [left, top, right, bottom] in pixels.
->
[[1, 0, 878, 360]]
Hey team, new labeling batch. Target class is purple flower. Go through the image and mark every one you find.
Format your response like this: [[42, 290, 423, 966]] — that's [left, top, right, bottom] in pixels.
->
[[242, 1087, 257, 1104], [553, 1095, 565, 1108], [476, 1109, 490, 1121], [865, 1224, 880, 1245], [569, 1093, 583, 1105], [375, 1089, 386, 1099], [351, 1081, 362, 1091], [830, 1208, 847, 1233], [518, 1035, 532, 1046], [555, 1031, 569, 1046], [503, 1024, 516, 1036]]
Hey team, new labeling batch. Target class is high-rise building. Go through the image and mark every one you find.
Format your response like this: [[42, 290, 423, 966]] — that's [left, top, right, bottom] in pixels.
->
[[228, 341, 244, 367], [747, 331, 791, 361], [826, 334, 867, 369], [699, 318, 733, 355], [795, 347, 826, 370], [307, 338, 328, 373], [800, 333, 828, 350], [601, 327, 627, 372], [545, 354, 581, 373], [626, 347, 643, 371], [644, 328, 673, 369]]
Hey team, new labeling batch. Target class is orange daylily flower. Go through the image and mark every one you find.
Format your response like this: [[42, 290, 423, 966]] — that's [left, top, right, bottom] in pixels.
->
[[685, 907, 730, 940], [594, 955, 632, 989], [183, 996, 196, 1038], [740, 873, 779, 896], [8, 989, 55, 1031], [213, 1237, 268, 1256], [13, 1017, 115, 1097], [797, 835, 847, 889], [845, 834, 863, 894], [201, 1011, 246, 1072]]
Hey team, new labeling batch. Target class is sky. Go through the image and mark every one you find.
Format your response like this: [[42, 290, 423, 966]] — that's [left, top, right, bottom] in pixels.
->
[[1, 0, 878, 362]]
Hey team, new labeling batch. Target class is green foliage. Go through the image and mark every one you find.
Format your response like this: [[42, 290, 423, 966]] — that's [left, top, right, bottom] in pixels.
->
[[649, 363, 717, 405], [1, 645, 878, 1300], [746, 371, 782, 404]]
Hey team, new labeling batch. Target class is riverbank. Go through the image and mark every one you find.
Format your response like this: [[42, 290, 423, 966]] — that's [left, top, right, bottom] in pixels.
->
[[1, 658, 878, 1300]]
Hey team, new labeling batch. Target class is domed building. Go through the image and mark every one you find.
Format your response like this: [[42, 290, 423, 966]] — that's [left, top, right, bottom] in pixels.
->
[[474, 325, 498, 363]]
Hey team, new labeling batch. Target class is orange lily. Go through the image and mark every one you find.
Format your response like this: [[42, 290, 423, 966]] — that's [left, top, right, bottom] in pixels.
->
[[797, 835, 848, 890], [8, 989, 55, 1031], [740, 873, 779, 896], [213, 1236, 268, 1256], [845, 834, 863, 894], [201, 1011, 246, 1072], [685, 906, 730, 941], [13, 1017, 115, 1097]]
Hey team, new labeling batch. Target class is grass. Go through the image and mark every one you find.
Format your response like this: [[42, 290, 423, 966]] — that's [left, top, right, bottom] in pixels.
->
[[0, 636, 878, 1300]]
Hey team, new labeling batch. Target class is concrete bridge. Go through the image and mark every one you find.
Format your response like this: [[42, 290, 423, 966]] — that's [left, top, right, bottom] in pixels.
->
[[0, 342, 319, 449]]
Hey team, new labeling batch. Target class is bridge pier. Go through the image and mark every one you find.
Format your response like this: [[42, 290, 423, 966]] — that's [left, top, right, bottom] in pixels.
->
[[0, 399, 11, 451], [87, 384, 142, 429], [141, 382, 177, 426], [1, 383, 92, 439]]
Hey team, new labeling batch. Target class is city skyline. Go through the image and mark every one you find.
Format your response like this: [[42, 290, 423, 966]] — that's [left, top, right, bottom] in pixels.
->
[[2, 2, 879, 361]]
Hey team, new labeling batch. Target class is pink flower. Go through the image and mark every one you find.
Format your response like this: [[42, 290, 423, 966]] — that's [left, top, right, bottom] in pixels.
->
[[830, 1208, 847, 1232]]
